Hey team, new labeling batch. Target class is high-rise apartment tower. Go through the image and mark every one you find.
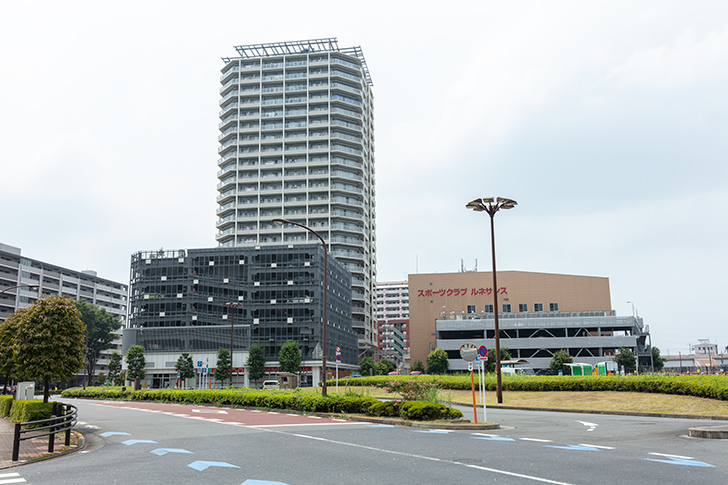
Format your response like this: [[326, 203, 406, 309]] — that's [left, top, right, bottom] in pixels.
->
[[215, 38, 376, 349]]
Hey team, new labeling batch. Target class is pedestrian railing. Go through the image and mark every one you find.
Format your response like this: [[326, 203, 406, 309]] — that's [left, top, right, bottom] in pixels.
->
[[12, 402, 78, 461]]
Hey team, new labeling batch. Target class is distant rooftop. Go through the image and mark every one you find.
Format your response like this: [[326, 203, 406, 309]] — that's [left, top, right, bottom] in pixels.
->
[[223, 37, 372, 86]]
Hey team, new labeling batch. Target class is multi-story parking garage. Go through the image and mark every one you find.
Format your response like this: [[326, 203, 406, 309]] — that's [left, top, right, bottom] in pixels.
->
[[123, 245, 357, 388]]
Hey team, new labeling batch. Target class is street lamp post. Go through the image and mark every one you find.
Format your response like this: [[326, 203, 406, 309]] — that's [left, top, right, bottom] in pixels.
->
[[223, 301, 242, 388], [466, 197, 517, 404], [273, 218, 328, 396], [0, 284, 39, 296]]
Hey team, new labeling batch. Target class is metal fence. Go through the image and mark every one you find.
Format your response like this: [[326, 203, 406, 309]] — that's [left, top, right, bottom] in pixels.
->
[[12, 402, 77, 461]]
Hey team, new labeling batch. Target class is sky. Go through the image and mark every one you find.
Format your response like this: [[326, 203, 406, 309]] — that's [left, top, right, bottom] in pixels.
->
[[1, 1, 727, 355]]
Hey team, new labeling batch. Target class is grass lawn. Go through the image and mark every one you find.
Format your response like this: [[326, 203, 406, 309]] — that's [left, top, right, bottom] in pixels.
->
[[325, 384, 728, 417]]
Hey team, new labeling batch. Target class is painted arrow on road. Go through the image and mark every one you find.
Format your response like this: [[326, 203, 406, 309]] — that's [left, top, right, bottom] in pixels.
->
[[576, 420, 599, 432], [187, 461, 240, 471], [122, 439, 158, 446], [471, 435, 516, 441], [100, 432, 131, 437], [150, 448, 193, 456], [411, 429, 449, 434], [644, 453, 715, 467]]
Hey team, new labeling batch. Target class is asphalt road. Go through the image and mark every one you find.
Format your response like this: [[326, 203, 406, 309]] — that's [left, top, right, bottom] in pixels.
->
[[11, 399, 728, 484]]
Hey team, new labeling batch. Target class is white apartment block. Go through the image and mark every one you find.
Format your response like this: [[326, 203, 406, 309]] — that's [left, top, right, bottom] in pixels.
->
[[0, 243, 128, 380], [375, 281, 409, 321], [215, 38, 377, 349]]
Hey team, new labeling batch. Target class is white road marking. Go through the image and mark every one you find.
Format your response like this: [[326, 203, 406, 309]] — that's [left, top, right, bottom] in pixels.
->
[[520, 438, 553, 443], [578, 444, 615, 450], [576, 420, 599, 432], [649, 452, 694, 460]]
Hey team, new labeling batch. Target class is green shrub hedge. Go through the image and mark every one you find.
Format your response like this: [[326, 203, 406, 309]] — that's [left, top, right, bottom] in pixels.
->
[[332, 374, 728, 401], [0, 396, 13, 417], [60, 387, 464, 422], [8, 400, 53, 425]]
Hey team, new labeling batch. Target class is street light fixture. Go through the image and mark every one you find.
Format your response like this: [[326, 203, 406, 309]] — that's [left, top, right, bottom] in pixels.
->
[[465, 197, 517, 404], [223, 301, 242, 388], [273, 218, 328, 396], [0, 284, 40, 296]]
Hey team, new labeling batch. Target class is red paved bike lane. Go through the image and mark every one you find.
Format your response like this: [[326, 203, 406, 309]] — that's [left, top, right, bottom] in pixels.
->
[[89, 401, 356, 427]]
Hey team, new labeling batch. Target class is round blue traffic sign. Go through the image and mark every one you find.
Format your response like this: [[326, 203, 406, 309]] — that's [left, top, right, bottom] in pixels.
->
[[478, 346, 488, 357]]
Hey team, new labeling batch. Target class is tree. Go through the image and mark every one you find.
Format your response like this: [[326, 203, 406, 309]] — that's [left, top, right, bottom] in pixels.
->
[[375, 360, 395, 375], [216, 347, 232, 386], [74, 300, 122, 387], [483, 347, 512, 373], [411, 360, 425, 373], [549, 349, 573, 375], [426, 348, 449, 375], [359, 356, 376, 376], [175, 353, 195, 388], [107, 351, 123, 386], [278, 341, 302, 375], [126, 345, 146, 390], [96, 372, 107, 386], [651, 347, 666, 372], [247, 344, 266, 386], [615, 347, 636, 373], [0, 311, 21, 393], [12, 294, 86, 402]]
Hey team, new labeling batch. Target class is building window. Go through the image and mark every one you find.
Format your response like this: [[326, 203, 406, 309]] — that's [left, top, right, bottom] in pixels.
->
[[534, 303, 543, 312], [502, 304, 511, 313], [518, 303, 528, 312], [484, 304, 494, 313], [549, 302, 559, 312], [466, 305, 476, 314]]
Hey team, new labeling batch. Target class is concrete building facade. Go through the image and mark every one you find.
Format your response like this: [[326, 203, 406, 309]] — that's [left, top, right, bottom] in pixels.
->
[[122, 245, 357, 388], [214, 38, 377, 352], [0, 242, 128, 381], [409, 271, 651, 373], [375, 281, 410, 366]]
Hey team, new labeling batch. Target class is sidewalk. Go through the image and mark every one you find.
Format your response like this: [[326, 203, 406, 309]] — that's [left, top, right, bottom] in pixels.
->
[[0, 416, 79, 469]]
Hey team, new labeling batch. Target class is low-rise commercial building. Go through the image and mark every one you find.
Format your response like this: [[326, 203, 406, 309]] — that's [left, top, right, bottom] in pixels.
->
[[409, 270, 651, 373]]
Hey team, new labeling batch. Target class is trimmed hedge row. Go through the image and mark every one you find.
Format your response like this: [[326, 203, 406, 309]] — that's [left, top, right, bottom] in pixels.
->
[[333, 374, 728, 401], [0, 396, 13, 417], [60, 387, 463, 421]]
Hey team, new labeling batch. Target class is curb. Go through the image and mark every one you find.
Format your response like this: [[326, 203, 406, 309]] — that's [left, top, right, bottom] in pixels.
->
[[466, 403, 728, 421], [688, 425, 728, 439]]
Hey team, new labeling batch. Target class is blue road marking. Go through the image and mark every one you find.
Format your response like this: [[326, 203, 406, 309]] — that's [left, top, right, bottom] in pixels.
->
[[411, 429, 449, 434], [188, 461, 240, 471], [643, 456, 715, 467], [150, 448, 193, 456], [99, 432, 131, 437], [122, 439, 158, 446], [545, 444, 600, 451]]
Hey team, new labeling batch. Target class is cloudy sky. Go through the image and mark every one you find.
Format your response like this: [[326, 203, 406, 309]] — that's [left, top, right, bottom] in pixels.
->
[[2, 1, 726, 354]]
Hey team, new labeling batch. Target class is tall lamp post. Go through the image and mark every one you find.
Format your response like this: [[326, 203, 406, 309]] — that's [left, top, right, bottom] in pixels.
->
[[273, 218, 328, 396], [223, 301, 242, 388], [0, 284, 39, 296], [466, 197, 517, 404]]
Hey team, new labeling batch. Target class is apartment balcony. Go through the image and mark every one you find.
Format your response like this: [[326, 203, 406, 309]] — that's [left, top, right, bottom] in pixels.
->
[[218, 102, 239, 119], [219, 66, 239, 83]]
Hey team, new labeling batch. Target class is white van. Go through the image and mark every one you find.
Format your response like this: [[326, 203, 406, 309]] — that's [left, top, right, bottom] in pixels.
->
[[262, 380, 279, 390]]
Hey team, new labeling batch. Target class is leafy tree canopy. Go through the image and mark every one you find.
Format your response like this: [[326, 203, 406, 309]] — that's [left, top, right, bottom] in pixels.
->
[[176, 352, 196, 381], [74, 299, 122, 385], [651, 347, 666, 372], [0, 310, 22, 379], [107, 351, 123, 385], [615, 347, 637, 373], [549, 349, 573, 375], [426, 348, 449, 375], [13, 294, 86, 402], [126, 345, 147, 387], [375, 360, 396, 376], [359, 356, 376, 377], [216, 347, 231, 384], [278, 341, 301, 375], [483, 347, 512, 373], [247, 344, 266, 383], [411, 360, 425, 373]]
